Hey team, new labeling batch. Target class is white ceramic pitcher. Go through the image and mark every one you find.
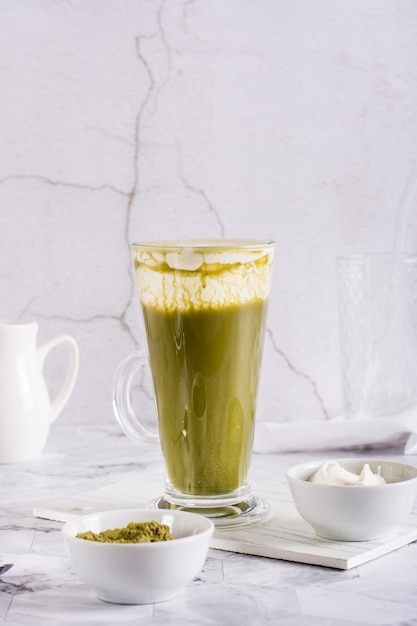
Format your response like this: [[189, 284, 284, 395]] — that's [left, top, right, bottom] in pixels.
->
[[0, 319, 79, 463]]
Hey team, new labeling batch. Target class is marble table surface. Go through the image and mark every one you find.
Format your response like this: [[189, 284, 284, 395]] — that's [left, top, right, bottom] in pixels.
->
[[1, 420, 417, 626]]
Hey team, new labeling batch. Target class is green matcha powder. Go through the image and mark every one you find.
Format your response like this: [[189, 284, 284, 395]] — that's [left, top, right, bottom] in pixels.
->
[[76, 520, 173, 543]]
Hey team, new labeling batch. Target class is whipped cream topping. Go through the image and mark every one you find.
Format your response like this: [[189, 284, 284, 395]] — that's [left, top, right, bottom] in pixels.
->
[[133, 243, 275, 311], [308, 462, 386, 486]]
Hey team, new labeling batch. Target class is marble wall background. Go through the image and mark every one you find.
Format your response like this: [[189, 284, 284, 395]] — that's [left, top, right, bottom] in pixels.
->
[[1, 1, 417, 431]]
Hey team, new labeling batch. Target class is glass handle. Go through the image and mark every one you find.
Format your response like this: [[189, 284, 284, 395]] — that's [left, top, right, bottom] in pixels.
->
[[112, 351, 159, 443]]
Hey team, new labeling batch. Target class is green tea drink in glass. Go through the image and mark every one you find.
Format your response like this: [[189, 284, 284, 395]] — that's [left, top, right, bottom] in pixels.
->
[[113, 240, 275, 527]]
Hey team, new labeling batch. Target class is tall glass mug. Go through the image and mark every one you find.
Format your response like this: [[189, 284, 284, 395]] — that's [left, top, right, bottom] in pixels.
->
[[113, 239, 275, 527]]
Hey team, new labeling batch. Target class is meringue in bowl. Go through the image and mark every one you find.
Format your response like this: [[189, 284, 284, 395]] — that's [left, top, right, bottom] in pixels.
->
[[286, 458, 417, 541]]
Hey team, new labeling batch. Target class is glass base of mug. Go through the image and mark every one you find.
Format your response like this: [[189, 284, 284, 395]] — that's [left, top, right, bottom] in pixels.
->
[[147, 484, 270, 529]]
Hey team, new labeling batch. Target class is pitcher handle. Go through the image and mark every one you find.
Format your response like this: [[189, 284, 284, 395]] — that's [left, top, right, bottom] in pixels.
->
[[112, 351, 159, 443], [38, 335, 79, 423]]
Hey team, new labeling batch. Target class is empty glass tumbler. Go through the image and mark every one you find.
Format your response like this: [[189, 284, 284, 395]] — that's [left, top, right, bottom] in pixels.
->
[[337, 254, 417, 420]]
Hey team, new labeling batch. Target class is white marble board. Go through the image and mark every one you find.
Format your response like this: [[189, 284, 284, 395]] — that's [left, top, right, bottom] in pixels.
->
[[33, 470, 417, 570]]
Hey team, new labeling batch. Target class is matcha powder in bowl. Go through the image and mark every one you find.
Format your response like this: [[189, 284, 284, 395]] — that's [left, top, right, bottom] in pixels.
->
[[76, 520, 173, 543]]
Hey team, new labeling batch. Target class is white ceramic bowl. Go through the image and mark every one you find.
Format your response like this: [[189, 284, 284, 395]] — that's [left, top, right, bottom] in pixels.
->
[[62, 508, 214, 604], [286, 458, 417, 541]]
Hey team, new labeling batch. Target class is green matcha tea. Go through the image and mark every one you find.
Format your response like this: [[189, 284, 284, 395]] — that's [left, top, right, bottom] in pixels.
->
[[130, 240, 275, 505], [142, 298, 268, 496]]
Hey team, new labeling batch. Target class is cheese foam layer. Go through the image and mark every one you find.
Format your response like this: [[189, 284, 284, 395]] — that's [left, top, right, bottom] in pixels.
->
[[133, 242, 275, 311]]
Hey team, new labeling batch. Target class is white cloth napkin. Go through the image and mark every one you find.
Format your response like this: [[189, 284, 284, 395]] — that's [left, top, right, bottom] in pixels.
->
[[253, 409, 417, 455]]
